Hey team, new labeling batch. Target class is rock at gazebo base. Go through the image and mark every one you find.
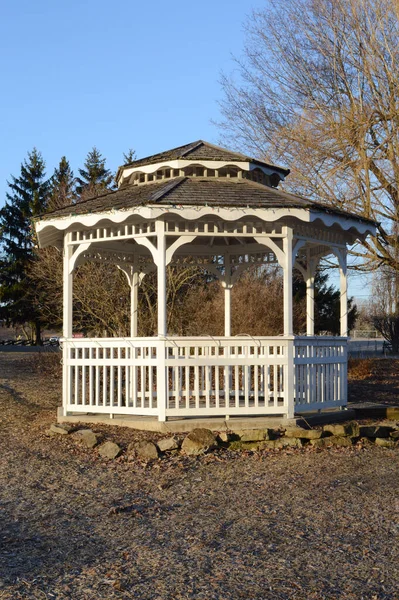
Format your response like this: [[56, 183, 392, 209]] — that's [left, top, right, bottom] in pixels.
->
[[181, 428, 218, 455], [48, 418, 399, 461]]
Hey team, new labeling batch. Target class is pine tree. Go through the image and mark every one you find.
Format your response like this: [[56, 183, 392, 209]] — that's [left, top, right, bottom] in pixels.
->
[[123, 148, 137, 164], [48, 156, 75, 211], [75, 147, 113, 197], [0, 149, 51, 342]]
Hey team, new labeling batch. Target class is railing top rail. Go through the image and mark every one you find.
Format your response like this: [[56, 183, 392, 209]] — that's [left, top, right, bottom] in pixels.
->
[[61, 335, 295, 344], [60, 336, 160, 349], [234, 333, 262, 347], [61, 334, 346, 349], [159, 333, 224, 348], [294, 336, 347, 343]]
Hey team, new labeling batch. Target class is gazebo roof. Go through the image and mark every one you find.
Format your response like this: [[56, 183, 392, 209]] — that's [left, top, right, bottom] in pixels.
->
[[39, 174, 375, 228], [35, 140, 377, 251]]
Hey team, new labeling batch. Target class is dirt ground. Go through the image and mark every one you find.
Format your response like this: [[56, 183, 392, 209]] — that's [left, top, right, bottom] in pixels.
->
[[0, 352, 398, 600], [348, 357, 399, 406]]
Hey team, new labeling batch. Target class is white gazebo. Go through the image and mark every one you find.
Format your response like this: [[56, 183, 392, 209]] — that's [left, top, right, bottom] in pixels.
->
[[35, 140, 376, 423]]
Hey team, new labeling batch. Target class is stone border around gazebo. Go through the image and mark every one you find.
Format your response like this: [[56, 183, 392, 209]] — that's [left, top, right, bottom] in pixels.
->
[[35, 141, 376, 426]]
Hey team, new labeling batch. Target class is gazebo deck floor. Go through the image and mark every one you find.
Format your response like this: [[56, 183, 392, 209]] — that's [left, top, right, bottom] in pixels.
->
[[57, 407, 356, 433]]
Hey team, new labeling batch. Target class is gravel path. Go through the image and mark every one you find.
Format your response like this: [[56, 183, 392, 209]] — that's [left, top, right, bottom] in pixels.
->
[[0, 353, 398, 599]]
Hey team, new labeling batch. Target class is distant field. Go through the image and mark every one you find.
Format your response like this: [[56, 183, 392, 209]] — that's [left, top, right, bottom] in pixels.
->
[[0, 326, 60, 343], [0, 325, 15, 340]]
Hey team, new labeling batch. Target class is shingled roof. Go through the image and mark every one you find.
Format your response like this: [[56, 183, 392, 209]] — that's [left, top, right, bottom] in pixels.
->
[[116, 140, 290, 178], [39, 176, 374, 225]]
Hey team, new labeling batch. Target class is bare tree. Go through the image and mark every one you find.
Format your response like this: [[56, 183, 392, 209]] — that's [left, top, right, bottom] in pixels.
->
[[369, 265, 399, 350], [370, 266, 399, 315], [132, 265, 207, 337], [28, 251, 207, 337], [372, 313, 399, 352], [182, 267, 300, 336], [219, 0, 399, 278], [28, 250, 131, 336]]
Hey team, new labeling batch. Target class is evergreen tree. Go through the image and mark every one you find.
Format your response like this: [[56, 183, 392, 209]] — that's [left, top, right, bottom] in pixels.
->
[[0, 149, 51, 342], [123, 148, 137, 164], [48, 156, 75, 211], [75, 147, 113, 197]]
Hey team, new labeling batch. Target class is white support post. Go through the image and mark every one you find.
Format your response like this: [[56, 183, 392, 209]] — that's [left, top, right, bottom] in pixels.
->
[[286, 339, 295, 419], [63, 233, 73, 338], [222, 253, 233, 396], [131, 270, 139, 337], [339, 250, 348, 337], [157, 221, 167, 337], [306, 273, 315, 336], [283, 227, 294, 336], [130, 267, 138, 411], [224, 286, 232, 337], [283, 227, 295, 419], [223, 253, 232, 337], [306, 254, 316, 336], [118, 262, 142, 338], [62, 233, 73, 416], [156, 221, 167, 422], [118, 262, 141, 408]]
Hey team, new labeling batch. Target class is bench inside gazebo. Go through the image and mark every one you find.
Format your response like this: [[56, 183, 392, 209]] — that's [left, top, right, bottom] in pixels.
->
[[35, 140, 376, 427]]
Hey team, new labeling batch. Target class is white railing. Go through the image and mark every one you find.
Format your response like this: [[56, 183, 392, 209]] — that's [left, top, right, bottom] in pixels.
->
[[164, 337, 289, 416], [294, 337, 347, 412], [62, 335, 348, 420], [63, 338, 160, 416], [62, 336, 290, 418]]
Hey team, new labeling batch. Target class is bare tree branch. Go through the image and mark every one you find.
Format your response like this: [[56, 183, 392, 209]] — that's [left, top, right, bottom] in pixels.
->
[[218, 0, 399, 277]]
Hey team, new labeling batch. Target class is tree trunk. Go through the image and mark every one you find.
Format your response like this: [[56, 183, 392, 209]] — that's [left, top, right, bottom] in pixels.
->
[[35, 321, 42, 346]]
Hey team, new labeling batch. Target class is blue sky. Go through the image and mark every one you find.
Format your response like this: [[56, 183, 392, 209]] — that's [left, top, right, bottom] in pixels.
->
[[0, 0, 251, 205], [0, 0, 372, 300]]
